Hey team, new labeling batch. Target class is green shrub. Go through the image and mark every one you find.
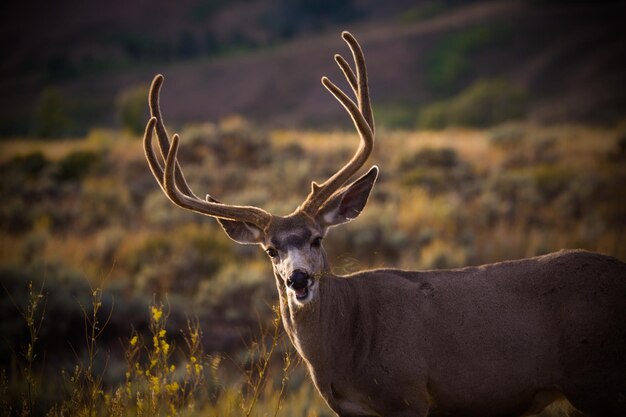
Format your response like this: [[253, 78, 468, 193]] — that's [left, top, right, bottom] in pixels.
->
[[127, 227, 236, 296], [77, 181, 133, 231], [180, 116, 272, 167], [399, 147, 459, 169], [3, 152, 50, 178], [416, 102, 448, 130], [33, 87, 74, 138], [531, 166, 573, 202], [142, 190, 198, 228], [418, 79, 529, 129], [55, 150, 102, 182], [0, 152, 56, 233], [426, 25, 507, 92], [489, 124, 526, 149], [0, 199, 34, 233], [194, 264, 272, 323], [401, 168, 448, 190], [396, 147, 477, 195], [116, 84, 150, 135], [400, 0, 448, 24], [374, 102, 418, 129]]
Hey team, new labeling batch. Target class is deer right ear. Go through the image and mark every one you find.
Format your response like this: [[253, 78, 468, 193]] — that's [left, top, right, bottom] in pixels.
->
[[216, 219, 264, 244], [317, 166, 378, 229]]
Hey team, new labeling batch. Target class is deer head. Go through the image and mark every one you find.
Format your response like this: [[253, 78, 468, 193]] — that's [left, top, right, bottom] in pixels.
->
[[143, 31, 376, 307]]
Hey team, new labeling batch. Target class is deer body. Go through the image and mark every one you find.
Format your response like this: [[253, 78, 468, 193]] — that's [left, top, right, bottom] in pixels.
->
[[143, 32, 626, 417], [275, 249, 626, 417]]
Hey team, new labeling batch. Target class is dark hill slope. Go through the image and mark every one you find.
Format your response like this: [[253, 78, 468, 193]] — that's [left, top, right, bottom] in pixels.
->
[[1, 1, 625, 134]]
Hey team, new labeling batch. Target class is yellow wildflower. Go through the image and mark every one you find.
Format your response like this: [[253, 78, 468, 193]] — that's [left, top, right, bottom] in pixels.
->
[[151, 306, 162, 322], [165, 381, 179, 394], [130, 335, 138, 346], [136, 392, 144, 413], [150, 375, 160, 390]]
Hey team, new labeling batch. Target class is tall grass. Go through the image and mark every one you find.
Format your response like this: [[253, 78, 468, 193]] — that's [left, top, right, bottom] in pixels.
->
[[1, 280, 328, 416], [2, 281, 46, 415]]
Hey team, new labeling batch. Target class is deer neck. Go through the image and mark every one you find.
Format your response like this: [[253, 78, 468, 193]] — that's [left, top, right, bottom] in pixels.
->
[[274, 269, 355, 366]]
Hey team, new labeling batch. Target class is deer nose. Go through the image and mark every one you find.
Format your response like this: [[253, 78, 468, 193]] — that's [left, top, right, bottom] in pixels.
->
[[287, 269, 310, 289]]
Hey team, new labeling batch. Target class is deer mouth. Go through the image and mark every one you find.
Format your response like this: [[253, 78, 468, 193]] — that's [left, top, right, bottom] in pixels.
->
[[294, 287, 309, 300], [288, 269, 313, 301]]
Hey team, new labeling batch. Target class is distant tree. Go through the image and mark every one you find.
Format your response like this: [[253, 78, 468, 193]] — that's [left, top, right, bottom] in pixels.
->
[[117, 85, 150, 135], [33, 87, 73, 138], [418, 79, 529, 129]]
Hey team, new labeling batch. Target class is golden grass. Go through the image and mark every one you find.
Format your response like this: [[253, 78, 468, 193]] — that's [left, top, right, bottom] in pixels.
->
[[1, 279, 331, 416], [1, 121, 624, 415], [3, 121, 623, 271]]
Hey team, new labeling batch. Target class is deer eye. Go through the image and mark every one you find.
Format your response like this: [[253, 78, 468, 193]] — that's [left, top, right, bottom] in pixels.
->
[[265, 247, 279, 259], [311, 236, 323, 248]]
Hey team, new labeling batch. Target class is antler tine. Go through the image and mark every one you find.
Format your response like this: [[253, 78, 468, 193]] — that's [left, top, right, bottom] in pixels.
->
[[143, 117, 165, 189], [300, 31, 374, 215], [149, 75, 197, 197], [337, 31, 374, 133], [143, 76, 272, 229], [334, 54, 358, 97]]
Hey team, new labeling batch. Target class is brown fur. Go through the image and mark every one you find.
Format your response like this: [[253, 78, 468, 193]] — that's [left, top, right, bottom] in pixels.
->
[[268, 215, 626, 417]]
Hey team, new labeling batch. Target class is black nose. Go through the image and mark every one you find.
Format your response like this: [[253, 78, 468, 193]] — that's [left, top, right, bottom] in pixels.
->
[[287, 270, 309, 289]]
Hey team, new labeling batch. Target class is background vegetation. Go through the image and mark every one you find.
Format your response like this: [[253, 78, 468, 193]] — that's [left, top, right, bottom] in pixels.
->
[[1, 0, 625, 415], [1, 118, 624, 415], [2, 1, 626, 135]]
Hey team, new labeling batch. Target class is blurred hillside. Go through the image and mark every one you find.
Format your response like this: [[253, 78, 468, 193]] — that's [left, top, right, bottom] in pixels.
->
[[2, 0, 626, 136]]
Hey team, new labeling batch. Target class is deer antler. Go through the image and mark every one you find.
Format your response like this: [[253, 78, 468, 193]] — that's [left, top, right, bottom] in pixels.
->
[[144, 32, 372, 227], [300, 31, 374, 216], [143, 75, 272, 229]]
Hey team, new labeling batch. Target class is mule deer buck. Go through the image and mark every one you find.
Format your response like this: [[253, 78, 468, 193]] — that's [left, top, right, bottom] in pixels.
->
[[143, 32, 626, 417]]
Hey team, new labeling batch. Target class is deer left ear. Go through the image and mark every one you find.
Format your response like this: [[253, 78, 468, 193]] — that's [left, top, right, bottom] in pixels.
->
[[216, 219, 264, 244], [204, 194, 265, 244], [317, 166, 378, 228]]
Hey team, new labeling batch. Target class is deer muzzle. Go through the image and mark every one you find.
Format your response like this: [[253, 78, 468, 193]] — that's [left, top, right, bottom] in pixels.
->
[[287, 269, 310, 300]]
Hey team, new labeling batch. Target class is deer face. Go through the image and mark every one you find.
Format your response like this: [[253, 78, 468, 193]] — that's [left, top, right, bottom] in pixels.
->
[[215, 214, 327, 305], [215, 168, 378, 305], [264, 215, 327, 305]]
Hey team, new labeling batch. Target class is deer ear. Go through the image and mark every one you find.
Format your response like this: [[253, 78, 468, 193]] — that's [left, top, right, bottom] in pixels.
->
[[204, 194, 265, 244], [216, 219, 264, 244], [317, 166, 378, 228]]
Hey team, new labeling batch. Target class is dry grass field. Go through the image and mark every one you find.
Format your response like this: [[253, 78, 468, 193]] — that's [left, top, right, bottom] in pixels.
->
[[1, 118, 625, 415]]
